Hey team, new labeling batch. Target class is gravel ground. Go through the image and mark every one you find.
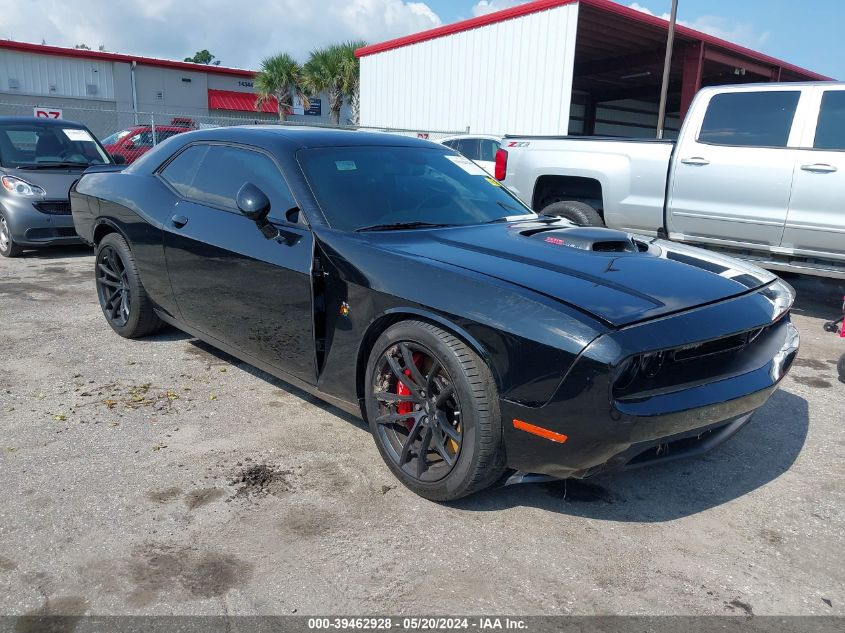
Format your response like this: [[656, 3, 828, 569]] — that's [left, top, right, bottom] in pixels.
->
[[0, 246, 843, 617]]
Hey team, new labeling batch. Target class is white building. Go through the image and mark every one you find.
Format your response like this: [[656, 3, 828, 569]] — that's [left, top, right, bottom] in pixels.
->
[[357, 0, 828, 138]]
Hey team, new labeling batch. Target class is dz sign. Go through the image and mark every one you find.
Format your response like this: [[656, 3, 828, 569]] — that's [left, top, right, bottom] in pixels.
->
[[34, 106, 63, 119]]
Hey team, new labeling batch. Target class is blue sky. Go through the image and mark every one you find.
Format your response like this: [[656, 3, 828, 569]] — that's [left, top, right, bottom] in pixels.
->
[[428, 0, 841, 79], [0, 0, 840, 79]]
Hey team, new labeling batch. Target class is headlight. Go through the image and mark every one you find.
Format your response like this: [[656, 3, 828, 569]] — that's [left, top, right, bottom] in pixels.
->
[[1, 175, 46, 197], [765, 278, 796, 322]]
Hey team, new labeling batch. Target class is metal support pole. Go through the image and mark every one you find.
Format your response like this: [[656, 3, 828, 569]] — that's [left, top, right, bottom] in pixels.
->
[[130, 61, 139, 126], [150, 113, 156, 145], [656, 0, 679, 139]]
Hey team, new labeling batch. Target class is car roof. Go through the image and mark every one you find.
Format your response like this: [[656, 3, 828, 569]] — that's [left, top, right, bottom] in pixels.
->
[[440, 134, 502, 142], [0, 116, 89, 128], [123, 125, 191, 132], [180, 125, 443, 150]]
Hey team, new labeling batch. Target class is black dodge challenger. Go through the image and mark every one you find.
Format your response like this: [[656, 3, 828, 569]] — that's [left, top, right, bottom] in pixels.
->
[[71, 127, 799, 501]]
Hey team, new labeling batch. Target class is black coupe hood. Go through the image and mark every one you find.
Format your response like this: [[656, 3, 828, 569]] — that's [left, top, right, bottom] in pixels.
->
[[374, 222, 777, 328]]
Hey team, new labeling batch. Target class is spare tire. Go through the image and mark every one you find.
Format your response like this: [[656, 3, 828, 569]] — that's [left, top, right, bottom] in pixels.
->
[[540, 200, 604, 227]]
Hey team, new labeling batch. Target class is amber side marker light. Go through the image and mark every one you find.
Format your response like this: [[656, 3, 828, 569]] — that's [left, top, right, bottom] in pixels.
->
[[512, 419, 568, 443]]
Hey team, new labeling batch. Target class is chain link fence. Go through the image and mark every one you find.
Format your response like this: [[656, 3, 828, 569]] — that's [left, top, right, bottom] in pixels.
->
[[0, 101, 465, 162]]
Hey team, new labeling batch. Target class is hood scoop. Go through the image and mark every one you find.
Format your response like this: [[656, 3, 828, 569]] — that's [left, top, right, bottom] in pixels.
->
[[526, 227, 639, 253]]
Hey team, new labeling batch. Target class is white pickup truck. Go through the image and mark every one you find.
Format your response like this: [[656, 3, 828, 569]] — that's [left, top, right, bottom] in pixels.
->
[[498, 82, 845, 279]]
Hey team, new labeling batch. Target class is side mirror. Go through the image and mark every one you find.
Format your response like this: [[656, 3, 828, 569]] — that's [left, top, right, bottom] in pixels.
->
[[111, 153, 126, 165], [236, 182, 271, 221], [124, 141, 136, 150]]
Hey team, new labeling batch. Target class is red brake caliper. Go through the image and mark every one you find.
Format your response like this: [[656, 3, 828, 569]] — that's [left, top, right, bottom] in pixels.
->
[[395, 353, 423, 431]]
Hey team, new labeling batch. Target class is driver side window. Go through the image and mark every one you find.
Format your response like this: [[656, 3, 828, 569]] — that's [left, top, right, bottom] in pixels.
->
[[160, 144, 298, 220]]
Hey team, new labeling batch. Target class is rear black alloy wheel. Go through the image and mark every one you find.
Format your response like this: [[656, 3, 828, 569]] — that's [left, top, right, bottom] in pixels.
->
[[365, 321, 506, 501], [96, 244, 131, 328], [94, 233, 163, 338], [372, 341, 463, 482], [0, 214, 23, 257]]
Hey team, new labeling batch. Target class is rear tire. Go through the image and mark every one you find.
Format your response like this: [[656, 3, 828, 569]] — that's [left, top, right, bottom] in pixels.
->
[[838, 353, 845, 384], [95, 233, 163, 338], [0, 213, 23, 257], [365, 320, 506, 501], [540, 200, 604, 227]]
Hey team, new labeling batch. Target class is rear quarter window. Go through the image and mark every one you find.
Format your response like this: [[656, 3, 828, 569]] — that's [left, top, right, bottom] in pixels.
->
[[814, 91, 845, 151]]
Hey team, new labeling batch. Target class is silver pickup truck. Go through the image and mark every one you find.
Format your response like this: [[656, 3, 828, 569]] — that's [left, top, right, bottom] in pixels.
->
[[499, 82, 845, 279]]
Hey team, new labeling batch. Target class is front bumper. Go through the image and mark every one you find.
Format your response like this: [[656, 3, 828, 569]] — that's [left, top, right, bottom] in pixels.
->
[[500, 288, 799, 479], [2, 197, 82, 246]]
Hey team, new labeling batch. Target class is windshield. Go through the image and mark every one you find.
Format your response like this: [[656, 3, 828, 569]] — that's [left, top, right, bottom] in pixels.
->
[[101, 129, 132, 146], [298, 146, 535, 232], [0, 123, 111, 168]]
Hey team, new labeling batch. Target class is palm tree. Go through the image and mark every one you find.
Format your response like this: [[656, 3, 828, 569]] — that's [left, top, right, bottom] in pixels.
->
[[303, 45, 348, 126], [338, 41, 367, 126], [254, 53, 308, 122]]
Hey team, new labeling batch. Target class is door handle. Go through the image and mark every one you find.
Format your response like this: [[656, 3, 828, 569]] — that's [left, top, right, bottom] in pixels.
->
[[800, 163, 838, 174], [680, 157, 710, 166], [171, 214, 189, 228]]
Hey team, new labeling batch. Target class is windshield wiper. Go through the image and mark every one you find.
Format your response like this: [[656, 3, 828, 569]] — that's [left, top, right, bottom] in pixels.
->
[[483, 212, 538, 224], [17, 162, 91, 170], [356, 221, 457, 232]]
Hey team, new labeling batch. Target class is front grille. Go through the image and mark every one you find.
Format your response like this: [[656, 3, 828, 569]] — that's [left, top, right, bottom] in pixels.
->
[[613, 318, 788, 400], [35, 201, 72, 215], [25, 227, 78, 239], [672, 328, 764, 363]]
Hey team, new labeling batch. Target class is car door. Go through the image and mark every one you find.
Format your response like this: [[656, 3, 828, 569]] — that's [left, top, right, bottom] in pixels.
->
[[158, 142, 316, 383], [667, 89, 804, 249], [781, 87, 845, 262]]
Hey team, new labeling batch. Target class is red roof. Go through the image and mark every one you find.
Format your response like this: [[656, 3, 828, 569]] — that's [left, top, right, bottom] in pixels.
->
[[0, 39, 256, 77], [208, 89, 278, 113], [355, 0, 829, 81]]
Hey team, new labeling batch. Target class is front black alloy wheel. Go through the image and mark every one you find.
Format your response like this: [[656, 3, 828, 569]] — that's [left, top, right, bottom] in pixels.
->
[[95, 233, 163, 338], [372, 340, 463, 482], [365, 321, 506, 501]]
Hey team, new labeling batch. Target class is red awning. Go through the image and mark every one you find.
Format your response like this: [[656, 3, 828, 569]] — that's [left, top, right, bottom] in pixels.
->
[[208, 89, 278, 114]]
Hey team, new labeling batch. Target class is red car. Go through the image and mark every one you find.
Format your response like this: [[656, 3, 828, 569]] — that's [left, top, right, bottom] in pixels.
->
[[101, 118, 195, 164]]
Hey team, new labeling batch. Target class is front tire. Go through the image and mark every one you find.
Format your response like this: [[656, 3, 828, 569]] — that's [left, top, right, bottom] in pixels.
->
[[540, 200, 604, 227], [365, 320, 506, 501], [838, 353, 845, 384], [95, 233, 163, 338], [0, 213, 23, 257]]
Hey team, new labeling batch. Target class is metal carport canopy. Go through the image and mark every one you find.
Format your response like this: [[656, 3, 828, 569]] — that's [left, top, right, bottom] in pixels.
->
[[356, 0, 830, 121]]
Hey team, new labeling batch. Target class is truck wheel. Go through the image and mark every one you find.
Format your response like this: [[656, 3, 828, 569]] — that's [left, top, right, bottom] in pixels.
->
[[838, 353, 845, 384], [541, 201, 604, 227]]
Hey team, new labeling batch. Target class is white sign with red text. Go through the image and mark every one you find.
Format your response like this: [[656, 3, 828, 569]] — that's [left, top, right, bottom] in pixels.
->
[[33, 106, 63, 119]]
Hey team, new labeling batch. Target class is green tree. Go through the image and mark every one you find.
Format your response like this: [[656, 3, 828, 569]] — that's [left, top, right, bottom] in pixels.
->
[[184, 49, 221, 66], [74, 43, 107, 51], [338, 41, 367, 126], [303, 44, 348, 126], [254, 53, 308, 122]]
